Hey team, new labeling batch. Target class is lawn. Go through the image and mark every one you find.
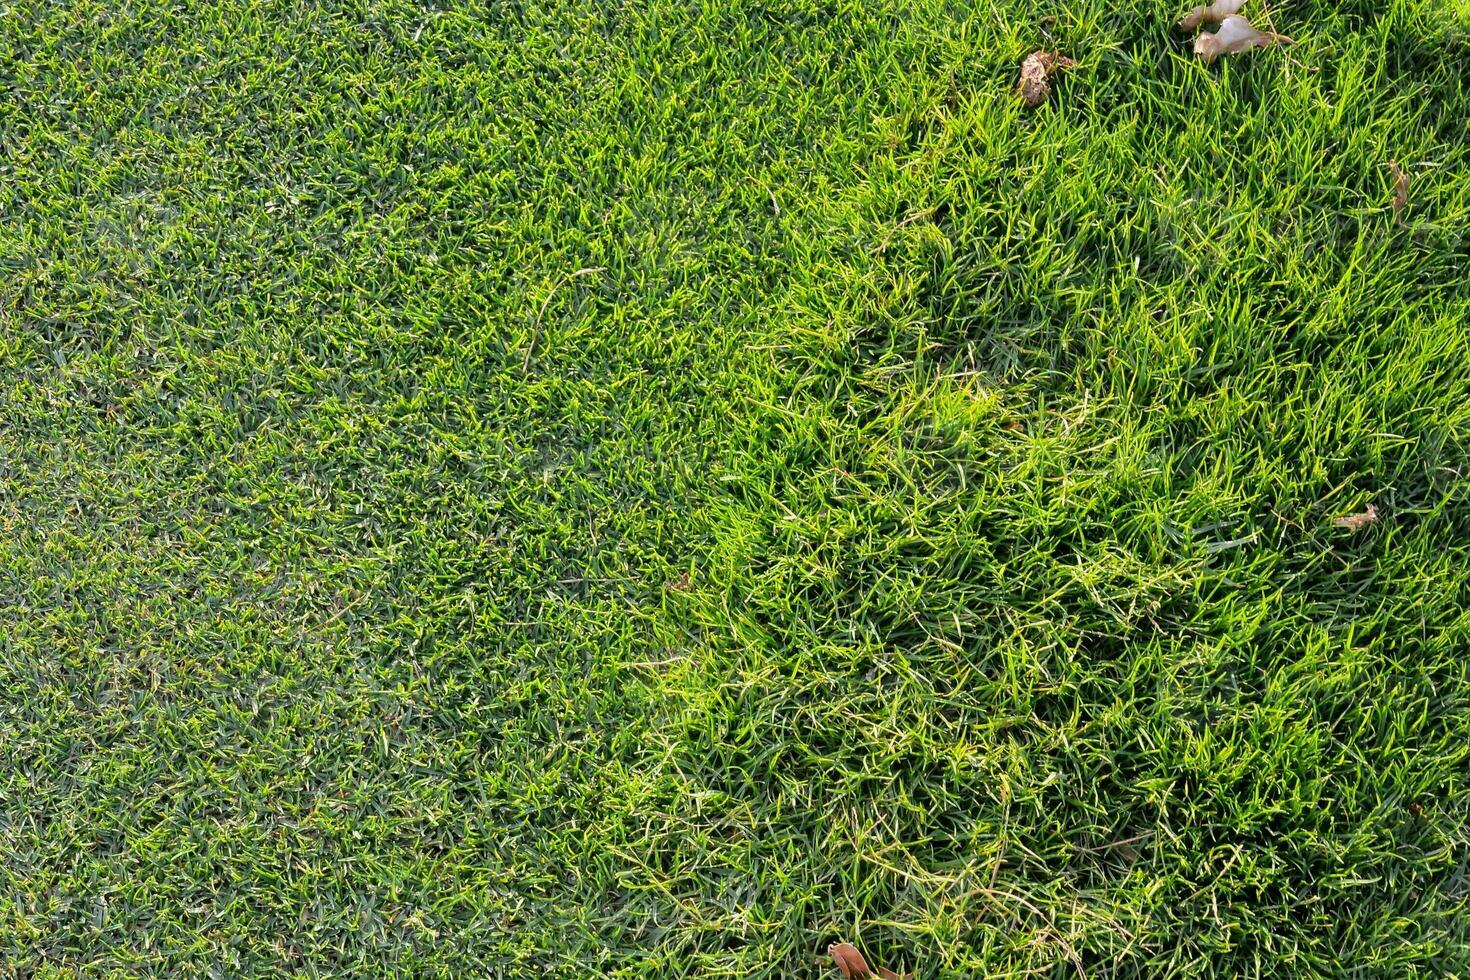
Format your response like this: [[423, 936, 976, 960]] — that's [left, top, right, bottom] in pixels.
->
[[2, 0, 1468, 975]]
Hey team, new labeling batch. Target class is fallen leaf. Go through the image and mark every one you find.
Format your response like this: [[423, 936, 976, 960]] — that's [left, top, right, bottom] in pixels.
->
[[1193, 15, 1293, 63], [829, 943, 872, 979], [1390, 160, 1410, 223], [665, 572, 691, 591], [828, 942, 911, 980], [1016, 50, 1077, 107], [1179, 0, 1245, 30], [1332, 504, 1378, 531]]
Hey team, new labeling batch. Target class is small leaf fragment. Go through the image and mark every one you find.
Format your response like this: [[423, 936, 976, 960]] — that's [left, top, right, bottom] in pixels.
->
[[1193, 15, 1293, 63], [1017, 50, 1077, 107], [1179, 0, 1245, 31], [1390, 160, 1410, 223], [1332, 505, 1378, 531]]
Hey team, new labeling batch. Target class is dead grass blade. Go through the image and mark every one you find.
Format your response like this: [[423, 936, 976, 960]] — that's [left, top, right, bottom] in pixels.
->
[[1390, 161, 1410, 223]]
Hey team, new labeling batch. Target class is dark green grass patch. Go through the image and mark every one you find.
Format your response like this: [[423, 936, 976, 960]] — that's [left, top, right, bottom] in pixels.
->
[[2, 0, 1468, 975]]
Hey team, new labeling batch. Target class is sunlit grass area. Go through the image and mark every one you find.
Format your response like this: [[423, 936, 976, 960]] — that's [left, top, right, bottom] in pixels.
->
[[2, 0, 1467, 975]]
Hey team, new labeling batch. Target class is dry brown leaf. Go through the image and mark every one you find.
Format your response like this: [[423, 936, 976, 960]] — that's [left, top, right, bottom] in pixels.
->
[[1179, 0, 1246, 30], [828, 942, 911, 980], [1333, 504, 1378, 531], [1193, 15, 1293, 63], [1016, 50, 1077, 107], [1390, 161, 1410, 223], [829, 943, 872, 979]]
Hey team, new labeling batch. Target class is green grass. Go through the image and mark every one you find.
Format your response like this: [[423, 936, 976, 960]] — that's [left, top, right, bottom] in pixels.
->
[[2, 0, 1468, 975]]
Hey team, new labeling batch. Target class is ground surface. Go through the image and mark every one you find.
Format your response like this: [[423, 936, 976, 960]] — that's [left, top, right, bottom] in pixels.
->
[[2, 0, 1468, 976]]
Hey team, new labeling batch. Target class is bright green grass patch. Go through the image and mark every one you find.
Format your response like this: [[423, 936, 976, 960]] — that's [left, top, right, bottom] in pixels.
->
[[2, 0, 1468, 976]]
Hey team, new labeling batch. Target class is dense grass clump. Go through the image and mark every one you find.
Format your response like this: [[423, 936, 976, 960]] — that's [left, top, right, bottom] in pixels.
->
[[2, 0, 1467, 975]]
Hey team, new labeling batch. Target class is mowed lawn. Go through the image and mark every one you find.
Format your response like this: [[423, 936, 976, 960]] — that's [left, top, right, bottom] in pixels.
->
[[2, 0, 1468, 975]]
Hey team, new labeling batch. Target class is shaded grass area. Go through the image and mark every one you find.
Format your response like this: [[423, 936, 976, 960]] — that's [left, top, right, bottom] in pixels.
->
[[2, 0, 1468, 975]]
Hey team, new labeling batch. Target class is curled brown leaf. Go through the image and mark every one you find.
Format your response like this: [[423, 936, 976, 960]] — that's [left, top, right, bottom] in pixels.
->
[[1179, 0, 1246, 30], [829, 943, 872, 979], [828, 942, 912, 980], [1332, 504, 1378, 531], [1017, 50, 1077, 107], [1193, 15, 1293, 63]]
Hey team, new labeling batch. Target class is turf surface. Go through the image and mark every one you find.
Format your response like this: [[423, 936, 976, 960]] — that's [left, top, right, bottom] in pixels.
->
[[2, 0, 1469, 975]]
